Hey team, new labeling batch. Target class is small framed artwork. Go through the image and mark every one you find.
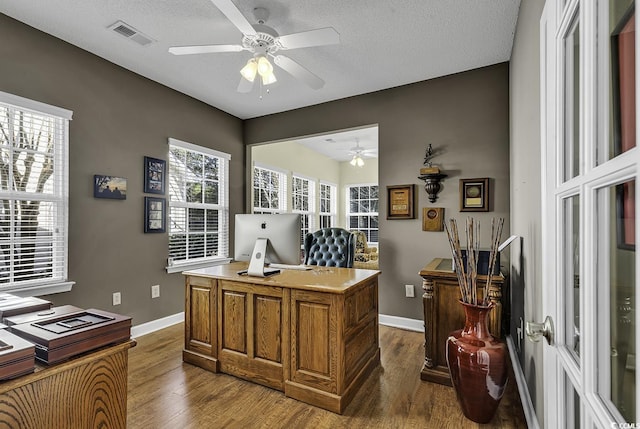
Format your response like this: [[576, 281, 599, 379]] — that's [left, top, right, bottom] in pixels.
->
[[144, 197, 166, 233], [94, 175, 127, 200], [144, 156, 166, 195], [460, 178, 490, 212], [387, 184, 416, 219], [422, 207, 444, 231], [616, 181, 635, 250]]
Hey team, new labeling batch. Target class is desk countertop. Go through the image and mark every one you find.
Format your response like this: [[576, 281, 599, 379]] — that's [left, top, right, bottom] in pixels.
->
[[183, 262, 380, 294]]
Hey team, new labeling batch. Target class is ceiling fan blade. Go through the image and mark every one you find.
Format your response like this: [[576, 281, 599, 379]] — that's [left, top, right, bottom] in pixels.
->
[[277, 27, 340, 50], [169, 44, 244, 55], [237, 77, 254, 93], [210, 0, 257, 36], [273, 55, 325, 90]]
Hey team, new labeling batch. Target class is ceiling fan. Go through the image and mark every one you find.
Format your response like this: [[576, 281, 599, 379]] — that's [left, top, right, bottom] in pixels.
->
[[169, 0, 340, 93], [347, 140, 376, 167]]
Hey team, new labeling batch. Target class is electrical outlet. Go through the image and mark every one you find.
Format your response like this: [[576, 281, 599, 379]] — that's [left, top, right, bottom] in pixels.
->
[[151, 284, 160, 299], [405, 284, 415, 298], [112, 292, 121, 306]]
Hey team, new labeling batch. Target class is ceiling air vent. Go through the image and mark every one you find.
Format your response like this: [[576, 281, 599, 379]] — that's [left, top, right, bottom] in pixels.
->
[[108, 21, 154, 46]]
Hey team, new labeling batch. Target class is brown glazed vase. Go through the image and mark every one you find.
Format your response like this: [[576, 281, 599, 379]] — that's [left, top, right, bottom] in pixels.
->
[[446, 301, 508, 424]]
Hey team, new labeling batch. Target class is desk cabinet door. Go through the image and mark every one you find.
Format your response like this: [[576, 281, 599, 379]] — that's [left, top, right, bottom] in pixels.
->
[[290, 290, 337, 394], [185, 276, 217, 357]]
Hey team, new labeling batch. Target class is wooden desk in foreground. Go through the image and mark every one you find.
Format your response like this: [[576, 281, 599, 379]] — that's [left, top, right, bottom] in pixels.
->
[[0, 340, 136, 428], [183, 262, 380, 414]]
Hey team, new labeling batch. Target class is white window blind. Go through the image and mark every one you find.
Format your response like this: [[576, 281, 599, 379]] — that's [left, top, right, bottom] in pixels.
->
[[253, 165, 287, 213], [168, 138, 230, 265], [0, 91, 72, 290]]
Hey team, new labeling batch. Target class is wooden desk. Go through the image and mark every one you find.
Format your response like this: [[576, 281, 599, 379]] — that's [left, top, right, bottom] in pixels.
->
[[183, 262, 381, 414], [0, 340, 136, 428], [419, 258, 504, 386]]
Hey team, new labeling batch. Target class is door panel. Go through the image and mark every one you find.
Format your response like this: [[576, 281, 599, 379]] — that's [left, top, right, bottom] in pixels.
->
[[541, 1, 638, 427]]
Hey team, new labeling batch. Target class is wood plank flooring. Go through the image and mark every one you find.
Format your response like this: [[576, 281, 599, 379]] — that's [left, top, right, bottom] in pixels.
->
[[127, 323, 527, 428]]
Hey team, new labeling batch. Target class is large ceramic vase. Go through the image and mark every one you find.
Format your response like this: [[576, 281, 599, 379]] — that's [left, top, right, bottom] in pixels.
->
[[446, 300, 508, 424]]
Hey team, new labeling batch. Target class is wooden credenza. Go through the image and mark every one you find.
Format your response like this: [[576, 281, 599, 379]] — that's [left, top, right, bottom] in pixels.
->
[[0, 340, 136, 428], [183, 262, 380, 414], [419, 258, 504, 386]]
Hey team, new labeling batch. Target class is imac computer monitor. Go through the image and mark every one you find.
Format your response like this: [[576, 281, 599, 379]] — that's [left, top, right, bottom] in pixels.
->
[[234, 213, 301, 276]]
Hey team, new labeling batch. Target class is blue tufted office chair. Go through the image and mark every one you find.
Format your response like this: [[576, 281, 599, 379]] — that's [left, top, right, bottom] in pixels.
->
[[303, 228, 356, 268]]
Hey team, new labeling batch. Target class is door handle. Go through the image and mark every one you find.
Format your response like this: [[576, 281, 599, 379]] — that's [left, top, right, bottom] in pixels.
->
[[525, 316, 554, 345]]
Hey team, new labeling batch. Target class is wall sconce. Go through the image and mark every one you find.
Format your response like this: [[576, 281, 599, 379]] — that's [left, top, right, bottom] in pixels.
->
[[418, 172, 447, 203], [418, 144, 446, 203]]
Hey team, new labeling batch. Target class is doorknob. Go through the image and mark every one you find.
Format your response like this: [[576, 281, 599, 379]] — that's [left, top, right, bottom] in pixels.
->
[[526, 316, 554, 345]]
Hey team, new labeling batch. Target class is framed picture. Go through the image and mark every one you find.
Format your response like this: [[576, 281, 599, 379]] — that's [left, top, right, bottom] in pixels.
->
[[422, 207, 444, 231], [611, 3, 636, 156], [460, 178, 489, 212], [144, 197, 166, 233], [387, 184, 416, 219], [94, 175, 127, 200], [144, 156, 166, 195], [616, 181, 635, 250]]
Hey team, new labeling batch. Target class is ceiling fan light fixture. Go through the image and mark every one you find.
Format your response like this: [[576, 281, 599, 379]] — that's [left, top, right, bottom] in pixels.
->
[[240, 58, 258, 82], [262, 72, 277, 85], [257, 55, 273, 76], [350, 154, 364, 167]]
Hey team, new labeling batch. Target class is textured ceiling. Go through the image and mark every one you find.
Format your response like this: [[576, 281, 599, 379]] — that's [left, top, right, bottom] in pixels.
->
[[0, 0, 521, 121]]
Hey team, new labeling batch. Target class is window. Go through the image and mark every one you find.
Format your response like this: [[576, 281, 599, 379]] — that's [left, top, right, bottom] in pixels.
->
[[347, 184, 379, 243], [292, 175, 315, 243], [253, 165, 287, 213], [319, 182, 337, 229], [168, 138, 230, 268], [0, 91, 73, 293]]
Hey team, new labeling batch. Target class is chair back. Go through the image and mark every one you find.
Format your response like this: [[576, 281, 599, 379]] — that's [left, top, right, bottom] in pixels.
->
[[303, 228, 356, 268]]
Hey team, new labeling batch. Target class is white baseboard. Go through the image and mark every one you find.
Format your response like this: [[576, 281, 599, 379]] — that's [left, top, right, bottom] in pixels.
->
[[506, 336, 539, 429], [131, 312, 423, 338], [131, 312, 184, 338], [379, 314, 424, 332]]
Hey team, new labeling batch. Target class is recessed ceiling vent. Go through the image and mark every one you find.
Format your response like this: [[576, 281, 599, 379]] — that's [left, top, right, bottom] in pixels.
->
[[108, 21, 154, 46]]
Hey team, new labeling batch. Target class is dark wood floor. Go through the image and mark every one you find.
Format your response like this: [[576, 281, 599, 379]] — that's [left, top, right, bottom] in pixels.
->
[[127, 323, 527, 428]]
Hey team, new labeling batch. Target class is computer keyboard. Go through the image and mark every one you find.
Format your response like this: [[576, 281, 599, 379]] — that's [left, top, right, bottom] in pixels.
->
[[268, 263, 312, 271]]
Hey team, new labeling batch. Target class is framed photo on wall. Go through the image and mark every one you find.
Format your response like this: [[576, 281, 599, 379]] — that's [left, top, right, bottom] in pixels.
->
[[460, 178, 490, 212], [144, 197, 166, 233], [144, 156, 166, 195], [93, 175, 127, 200], [387, 184, 416, 219]]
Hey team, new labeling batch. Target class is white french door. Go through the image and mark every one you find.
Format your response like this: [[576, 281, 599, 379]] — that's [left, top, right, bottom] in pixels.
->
[[540, 0, 638, 427]]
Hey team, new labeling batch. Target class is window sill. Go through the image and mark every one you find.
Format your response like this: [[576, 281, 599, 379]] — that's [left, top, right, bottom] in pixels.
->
[[166, 258, 232, 274], [1, 281, 75, 297]]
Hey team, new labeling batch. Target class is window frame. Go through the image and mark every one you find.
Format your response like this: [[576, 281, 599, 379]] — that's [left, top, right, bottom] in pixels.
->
[[166, 137, 231, 273], [319, 181, 337, 229], [0, 91, 74, 295], [292, 173, 316, 244], [252, 164, 288, 214], [346, 183, 379, 245]]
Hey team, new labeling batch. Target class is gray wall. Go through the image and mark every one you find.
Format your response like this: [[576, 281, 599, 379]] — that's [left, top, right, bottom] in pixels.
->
[[0, 13, 513, 327], [509, 0, 545, 424], [0, 14, 245, 326], [245, 64, 511, 320]]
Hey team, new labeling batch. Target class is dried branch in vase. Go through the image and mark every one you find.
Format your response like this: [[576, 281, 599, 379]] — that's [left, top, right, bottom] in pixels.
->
[[444, 217, 504, 306]]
